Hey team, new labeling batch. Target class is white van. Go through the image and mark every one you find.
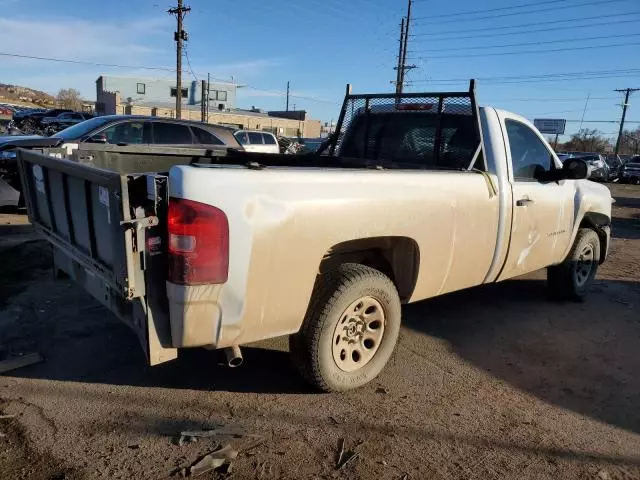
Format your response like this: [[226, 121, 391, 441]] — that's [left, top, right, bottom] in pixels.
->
[[234, 130, 280, 154]]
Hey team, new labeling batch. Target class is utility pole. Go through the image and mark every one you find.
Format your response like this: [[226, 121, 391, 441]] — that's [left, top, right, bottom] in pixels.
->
[[286, 81, 290, 112], [200, 79, 206, 122], [206, 73, 210, 123], [168, 0, 190, 119], [394, 18, 405, 95], [614, 88, 640, 154], [399, 0, 412, 91], [392, 0, 416, 95]]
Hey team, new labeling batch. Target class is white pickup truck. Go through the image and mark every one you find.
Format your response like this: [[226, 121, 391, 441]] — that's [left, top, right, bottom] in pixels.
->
[[17, 82, 612, 391]]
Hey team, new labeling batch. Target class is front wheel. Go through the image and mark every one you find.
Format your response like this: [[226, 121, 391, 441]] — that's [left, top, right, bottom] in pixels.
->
[[547, 228, 600, 301], [289, 263, 401, 392]]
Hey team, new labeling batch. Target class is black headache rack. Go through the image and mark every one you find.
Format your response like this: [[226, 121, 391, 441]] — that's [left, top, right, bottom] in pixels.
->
[[324, 79, 485, 171]]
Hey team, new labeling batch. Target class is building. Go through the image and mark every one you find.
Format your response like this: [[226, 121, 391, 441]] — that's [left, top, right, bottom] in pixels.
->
[[95, 75, 236, 114], [94, 75, 321, 138]]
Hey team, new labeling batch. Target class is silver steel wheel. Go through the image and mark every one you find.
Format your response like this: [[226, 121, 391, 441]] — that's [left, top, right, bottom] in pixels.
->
[[575, 244, 595, 286], [332, 296, 385, 373]]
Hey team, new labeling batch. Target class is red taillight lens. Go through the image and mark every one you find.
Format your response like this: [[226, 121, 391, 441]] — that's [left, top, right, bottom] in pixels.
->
[[167, 197, 229, 285]]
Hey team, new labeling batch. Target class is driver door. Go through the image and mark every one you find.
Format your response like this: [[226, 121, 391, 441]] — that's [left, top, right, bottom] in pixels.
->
[[498, 117, 575, 281]]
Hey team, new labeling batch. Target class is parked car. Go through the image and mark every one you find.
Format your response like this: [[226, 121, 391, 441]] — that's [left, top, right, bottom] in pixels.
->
[[620, 155, 640, 183], [15, 85, 612, 391], [0, 106, 13, 120], [564, 153, 609, 181], [12, 108, 47, 121], [22, 108, 74, 126], [604, 154, 625, 182], [299, 137, 325, 154], [41, 111, 93, 128], [233, 130, 280, 153], [0, 115, 242, 206]]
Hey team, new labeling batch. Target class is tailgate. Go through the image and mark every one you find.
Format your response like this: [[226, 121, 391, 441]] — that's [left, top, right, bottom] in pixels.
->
[[16, 148, 177, 365]]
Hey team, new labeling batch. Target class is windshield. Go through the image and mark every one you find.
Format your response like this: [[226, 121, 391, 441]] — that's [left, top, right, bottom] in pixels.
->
[[52, 117, 113, 141]]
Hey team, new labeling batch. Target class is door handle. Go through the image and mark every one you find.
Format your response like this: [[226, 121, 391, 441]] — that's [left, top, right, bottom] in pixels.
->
[[516, 197, 533, 207]]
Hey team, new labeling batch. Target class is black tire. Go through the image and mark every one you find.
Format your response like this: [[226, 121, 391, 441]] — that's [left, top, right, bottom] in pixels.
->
[[289, 263, 401, 392], [547, 228, 600, 301]]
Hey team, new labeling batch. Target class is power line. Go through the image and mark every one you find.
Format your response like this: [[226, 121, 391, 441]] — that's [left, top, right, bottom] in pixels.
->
[[0, 51, 338, 106], [410, 18, 640, 43], [183, 46, 198, 81], [406, 73, 640, 86], [563, 120, 640, 123], [0, 51, 176, 72], [410, 12, 639, 37], [410, 33, 640, 53], [411, 41, 640, 60], [414, 0, 573, 19], [413, 0, 627, 24], [405, 68, 640, 85], [495, 96, 615, 102]]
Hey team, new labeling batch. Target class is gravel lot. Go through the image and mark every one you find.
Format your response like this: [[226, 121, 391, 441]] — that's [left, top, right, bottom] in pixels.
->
[[0, 184, 639, 480]]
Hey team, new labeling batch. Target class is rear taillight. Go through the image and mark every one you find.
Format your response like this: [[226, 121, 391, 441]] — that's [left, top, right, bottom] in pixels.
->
[[167, 197, 229, 285]]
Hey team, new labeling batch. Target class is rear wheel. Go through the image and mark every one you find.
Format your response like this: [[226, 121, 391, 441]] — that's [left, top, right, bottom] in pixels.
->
[[290, 263, 401, 392], [547, 228, 600, 301]]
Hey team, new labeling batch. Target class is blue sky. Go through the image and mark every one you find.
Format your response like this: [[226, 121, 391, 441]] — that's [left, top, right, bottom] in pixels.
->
[[1, 0, 639, 141]]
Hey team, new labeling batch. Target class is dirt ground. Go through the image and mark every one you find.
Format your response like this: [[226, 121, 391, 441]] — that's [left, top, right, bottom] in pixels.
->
[[0, 184, 639, 480]]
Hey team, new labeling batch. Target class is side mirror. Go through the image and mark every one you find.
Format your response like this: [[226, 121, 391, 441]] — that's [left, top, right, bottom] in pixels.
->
[[562, 158, 590, 180]]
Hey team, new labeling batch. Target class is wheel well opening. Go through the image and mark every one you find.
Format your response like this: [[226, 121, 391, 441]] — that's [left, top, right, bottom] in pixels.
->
[[320, 237, 420, 302], [580, 214, 609, 264]]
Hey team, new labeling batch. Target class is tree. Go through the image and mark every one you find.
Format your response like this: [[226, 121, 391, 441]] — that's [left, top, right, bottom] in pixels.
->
[[618, 128, 640, 155], [56, 88, 82, 111], [558, 128, 611, 153]]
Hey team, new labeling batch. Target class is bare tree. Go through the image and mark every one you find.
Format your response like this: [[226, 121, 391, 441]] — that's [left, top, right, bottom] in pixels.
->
[[618, 128, 640, 155], [56, 88, 83, 111], [558, 128, 611, 153]]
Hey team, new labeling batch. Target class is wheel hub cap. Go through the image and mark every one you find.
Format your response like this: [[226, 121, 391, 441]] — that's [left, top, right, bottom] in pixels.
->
[[575, 244, 594, 286], [332, 296, 385, 373]]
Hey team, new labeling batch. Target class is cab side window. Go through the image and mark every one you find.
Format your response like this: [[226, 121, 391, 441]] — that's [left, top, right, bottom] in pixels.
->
[[98, 121, 146, 144], [505, 120, 554, 181], [192, 127, 224, 145], [248, 132, 263, 144], [153, 122, 193, 144], [262, 133, 277, 145], [234, 132, 248, 145]]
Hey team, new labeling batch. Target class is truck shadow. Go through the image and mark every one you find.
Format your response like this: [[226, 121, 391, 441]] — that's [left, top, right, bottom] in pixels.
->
[[612, 216, 640, 240], [401, 276, 640, 435], [2, 241, 639, 430], [613, 195, 640, 209], [6, 315, 309, 394]]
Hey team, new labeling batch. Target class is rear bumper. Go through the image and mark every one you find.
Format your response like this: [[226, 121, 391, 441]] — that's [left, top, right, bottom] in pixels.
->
[[166, 282, 242, 349]]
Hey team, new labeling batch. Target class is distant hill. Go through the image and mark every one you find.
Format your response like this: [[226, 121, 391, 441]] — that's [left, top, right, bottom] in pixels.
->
[[0, 83, 55, 107]]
